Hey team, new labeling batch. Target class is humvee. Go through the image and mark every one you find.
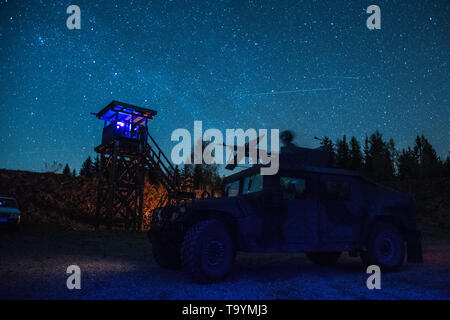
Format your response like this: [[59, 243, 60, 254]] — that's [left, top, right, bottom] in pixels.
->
[[148, 147, 423, 283]]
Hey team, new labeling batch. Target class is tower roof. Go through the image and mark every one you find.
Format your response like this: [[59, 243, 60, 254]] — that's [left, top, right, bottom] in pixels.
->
[[95, 101, 157, 122]]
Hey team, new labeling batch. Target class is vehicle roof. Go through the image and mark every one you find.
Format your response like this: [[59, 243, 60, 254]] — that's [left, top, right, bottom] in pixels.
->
[[0, 196, 17, 200], [223, 147, 365, 184], [223, 164, 364, 184]]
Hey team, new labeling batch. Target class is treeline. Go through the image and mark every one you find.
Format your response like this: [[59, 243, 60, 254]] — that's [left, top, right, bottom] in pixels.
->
[[51, 156, 100, 178], [75, 155, 222, 193], [59, 156, 101, 178], [74, 130, 448, 184], [320, 130, 449, 181], [179, 163, 222, 193]]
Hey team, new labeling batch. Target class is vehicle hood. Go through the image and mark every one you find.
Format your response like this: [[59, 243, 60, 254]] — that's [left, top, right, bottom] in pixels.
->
[[185, 197, 240, 214], [0, 207, 20, 214], [370, 182, 416, 214]]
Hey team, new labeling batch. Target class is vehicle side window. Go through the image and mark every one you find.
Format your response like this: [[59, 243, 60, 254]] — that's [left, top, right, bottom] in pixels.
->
[[280, 177, 306, 200], [243, 174, 263, 194], [224, 180, 240, 197], [325, 180, 350, 201]]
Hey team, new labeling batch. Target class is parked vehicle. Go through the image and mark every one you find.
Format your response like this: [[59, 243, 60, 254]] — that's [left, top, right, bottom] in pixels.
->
[[0, 196, 21, 231], [149, 149, 423, 283]]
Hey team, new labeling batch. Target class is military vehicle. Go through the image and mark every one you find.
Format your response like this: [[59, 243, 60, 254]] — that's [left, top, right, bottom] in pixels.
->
[[148, 146, 423, 283]]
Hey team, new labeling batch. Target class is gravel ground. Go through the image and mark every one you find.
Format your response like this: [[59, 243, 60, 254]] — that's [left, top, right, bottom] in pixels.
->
[[0, 225, 449, 300]]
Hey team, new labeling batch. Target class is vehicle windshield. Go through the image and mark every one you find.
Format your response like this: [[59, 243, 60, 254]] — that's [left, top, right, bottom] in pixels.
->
[[243, 174, 263, 194], [224, 180, 239, 197], [0, 198, 18, 208]]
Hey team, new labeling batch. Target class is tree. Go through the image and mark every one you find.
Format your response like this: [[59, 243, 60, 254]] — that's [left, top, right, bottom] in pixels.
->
[[193, 164, 204, 190], [80, 156, 94, 177], [349, 136, 363, 171], [335, 135, 350, 169], [62, 163, 71, 175], [414, 135, 441, 178], [44, 161, 63, 173], [93, 155, 101, 176], [397, 147, 419, 180], [388, 138, 398, 174], [363, 135, 370, 170], [364, 131, 394, 180], [182, 164, 192, 178], [184, 140, 221, 193], [72, 169, 77, 177], [444, 154, 450, 177], [320, 136, 335, 166]]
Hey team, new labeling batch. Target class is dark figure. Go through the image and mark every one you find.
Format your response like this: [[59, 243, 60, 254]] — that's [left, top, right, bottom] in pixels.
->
[[280, 130, 300, 153], [137, 125, 146, 143]]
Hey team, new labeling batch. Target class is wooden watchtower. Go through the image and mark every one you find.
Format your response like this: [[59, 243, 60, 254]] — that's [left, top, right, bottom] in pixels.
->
[[94, 101, 193, 230]]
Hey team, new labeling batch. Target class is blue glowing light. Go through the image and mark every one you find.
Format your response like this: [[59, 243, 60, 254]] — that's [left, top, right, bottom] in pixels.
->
[[116, 121, 126, 129]]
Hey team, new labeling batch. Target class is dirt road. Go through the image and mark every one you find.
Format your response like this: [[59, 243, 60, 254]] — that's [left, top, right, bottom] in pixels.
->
[[1, 225, 449, 299]]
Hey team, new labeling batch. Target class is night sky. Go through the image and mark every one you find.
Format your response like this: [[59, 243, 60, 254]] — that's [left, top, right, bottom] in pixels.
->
[[1, 0, 449, 172]]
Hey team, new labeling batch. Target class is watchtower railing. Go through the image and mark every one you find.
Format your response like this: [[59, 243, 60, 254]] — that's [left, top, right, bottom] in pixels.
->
[[144, 128, 179, 194]]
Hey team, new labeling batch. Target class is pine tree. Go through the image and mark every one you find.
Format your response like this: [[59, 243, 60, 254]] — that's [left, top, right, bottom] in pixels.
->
[[365, 131, 394, 180], [335, 135, 350, 169], [363, 135, 371, 172], [80, 156, 94, 177], [349, 136, 363, 171], [93, 155, 101, 176], [444, 154, 450, 177], [320, 136, 335, 166], [72, 169, 77, 177], [182, 164, 192, 178], [398, 147, 419, 179], [62, 163, 71, 175], [193, 164, 204, 190], [388, 138, 398, 175], [414, 135, 440, 178]]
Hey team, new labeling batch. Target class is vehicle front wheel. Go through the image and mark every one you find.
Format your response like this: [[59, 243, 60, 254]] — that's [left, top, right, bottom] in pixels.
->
[[151, 236, 182, 270], [306, 252, 341, 265], [181, 219, 235, 283], [361, 221, 405, 271]]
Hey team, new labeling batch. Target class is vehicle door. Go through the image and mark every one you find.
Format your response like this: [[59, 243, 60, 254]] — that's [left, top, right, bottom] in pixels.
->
[[278, 173, 319, 248], [319, 175, 356, 244], [236, 173, 275, 249]]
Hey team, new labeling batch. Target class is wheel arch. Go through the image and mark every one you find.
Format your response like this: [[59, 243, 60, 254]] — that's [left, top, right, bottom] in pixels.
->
[[361, 214, 406, 246], [184, 209, 239, 249]]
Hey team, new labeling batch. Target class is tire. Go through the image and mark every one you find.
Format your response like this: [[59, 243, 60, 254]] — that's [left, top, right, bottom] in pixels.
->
[[306, 252, 341, 265], [361, 221, 405, 271], [181, 219, 235, 283], [152, 236, 182, 270]]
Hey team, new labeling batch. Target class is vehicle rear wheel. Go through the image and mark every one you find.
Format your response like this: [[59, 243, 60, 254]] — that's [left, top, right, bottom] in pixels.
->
[[361, 221, 405, 271], [151, 236, 182, 270], [181, 219, 235, 283], [306, 252, 341, 265]]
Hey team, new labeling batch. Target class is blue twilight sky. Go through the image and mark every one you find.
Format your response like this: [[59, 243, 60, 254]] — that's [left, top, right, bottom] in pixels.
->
[[0, 0, 449, 172]]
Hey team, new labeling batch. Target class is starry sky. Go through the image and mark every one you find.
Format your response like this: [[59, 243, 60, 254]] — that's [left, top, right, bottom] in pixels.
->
[[0, 0, 449, 172]]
